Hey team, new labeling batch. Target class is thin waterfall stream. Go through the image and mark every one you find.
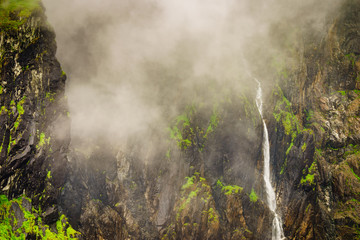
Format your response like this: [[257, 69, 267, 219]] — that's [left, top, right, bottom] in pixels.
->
[[255, 79, 285, 240]]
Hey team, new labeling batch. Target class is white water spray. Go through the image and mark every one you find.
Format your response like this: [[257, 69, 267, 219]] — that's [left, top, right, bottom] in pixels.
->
[[255, 79, 285, 240]]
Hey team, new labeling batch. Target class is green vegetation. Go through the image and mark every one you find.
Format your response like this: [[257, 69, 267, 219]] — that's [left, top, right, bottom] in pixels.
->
[[204, 207, 219, 224], [168, 111, 192, 150], [273, 86, 315, 175], [11, 96, 26, 133], [204, 106, 219, 140], [0, 106, 7, 115], [45, 92, 55, 103], [0, 0, 41, 31], [286, 142, 294, 155], [168, 104, 219, 151], [37, 132, 45, 148], [350, 167, 360, 182], [300, 174, 315, 185], [301, 142, 307, 152], [7, 135, 17, 154], [300, 161, 316, 186], [216, 180, 243, 195], [249, 188, 258, 202], [182, 176, 195, 190], [273, 87, 301, 139], [344, 144, 360, 158], [165, 149, 171, 159], [36, 132, 50, 149], [176, 174, 213, 221], [305, 109, 314, 123], [338, 90, 346, 96], [222, 185, 243, 195], [0, 194, 80, 239]]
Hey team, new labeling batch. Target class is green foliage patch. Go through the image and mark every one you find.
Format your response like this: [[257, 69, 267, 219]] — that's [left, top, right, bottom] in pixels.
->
[[300, 161, 316, 186], [249, 188, 258, 202], [176, 174, 212, 221], [0, 0, 41, 31], [216, 180, 243, 195], [273, 86, 301, 139], [182, 176, 195, 190], [350, 167, 360, 182], [273, 86, 315, 175], [0, 195, 80, 239], [301, 142, 307, 152], [203, 207, 219, 224], [36, 131, 50, 149], [168, 104, 219, 151]]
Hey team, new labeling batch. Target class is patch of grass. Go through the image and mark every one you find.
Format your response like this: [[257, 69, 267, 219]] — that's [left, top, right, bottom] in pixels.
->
[[222, 185, 243, 195], [0, 0, 41, 31], [168, 104, 219, 151], [216, 179, 243, 195], [205, 207, 219, 224], [35, 131, 50, 150], [177, 174, 212, 221], [338, 91, 346, 96], [37, 132, 45, 148], [350, 167, 360, 182], [203, 105, 219, 140], [45, 92, 55, 103], [300, 161, 316, 185], [249, 188, 258, 202], [0, 194, 80, 239], [300, 174, 315, 185], [182, 176, 195, 190], [272, 87, 302, 149], [302, 142, 307, 152], [168, 113, 192, 150], [305, 109, 314, 122], [286, 142, 294, 155]]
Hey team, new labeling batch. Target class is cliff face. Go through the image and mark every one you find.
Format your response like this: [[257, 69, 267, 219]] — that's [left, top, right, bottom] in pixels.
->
[[1, 0, 360, 239], [0, 1, 78, 238], [60, 92, 273, 239], [267, 0, 360, 239]]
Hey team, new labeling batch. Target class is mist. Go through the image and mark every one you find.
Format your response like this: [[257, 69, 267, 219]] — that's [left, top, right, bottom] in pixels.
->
[[42, 0, 342, 147]]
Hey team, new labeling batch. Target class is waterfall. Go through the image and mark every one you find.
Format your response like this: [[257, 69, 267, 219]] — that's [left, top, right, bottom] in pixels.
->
[[255, 79, 285, 240]]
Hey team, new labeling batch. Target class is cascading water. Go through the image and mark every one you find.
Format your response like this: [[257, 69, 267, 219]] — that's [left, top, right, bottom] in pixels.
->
[[255, 79, 285, 240]]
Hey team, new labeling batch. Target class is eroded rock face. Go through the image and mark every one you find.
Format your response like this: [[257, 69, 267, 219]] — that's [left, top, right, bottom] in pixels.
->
[[0, 3, 70, 225], [59, 92, 271, 239], [266, 0, 360, 239]]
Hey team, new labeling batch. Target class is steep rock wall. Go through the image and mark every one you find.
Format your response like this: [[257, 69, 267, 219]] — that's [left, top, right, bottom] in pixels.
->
[[267, 0, 360, 239], [0, 1, 77, 238], [60, 92, 273, 239]]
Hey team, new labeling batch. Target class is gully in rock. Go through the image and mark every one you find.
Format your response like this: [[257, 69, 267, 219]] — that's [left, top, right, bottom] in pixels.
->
[[255, 79, 285, 240]]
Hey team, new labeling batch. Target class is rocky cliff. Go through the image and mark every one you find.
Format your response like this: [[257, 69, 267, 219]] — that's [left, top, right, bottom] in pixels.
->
[[0, 0, 360, 239], [265, 0, 360, 239], [0, 0, 78, 238]]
